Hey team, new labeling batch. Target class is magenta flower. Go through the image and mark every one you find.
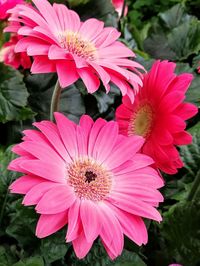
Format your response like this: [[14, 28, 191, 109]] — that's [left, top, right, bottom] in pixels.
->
[[111, 0, 128, 17], [4, 0, 144, 102], [116, 60, 198, 174], [0, 0, 23, 20], [0, 34, 31, 69], [9, 113, 163, 259], [169, 264, 183, 266]]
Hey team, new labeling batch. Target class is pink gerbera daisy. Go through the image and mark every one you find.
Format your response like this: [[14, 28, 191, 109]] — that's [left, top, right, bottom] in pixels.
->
[[4, 0, 144, 102], [0, 0, 23, 20], [9, 112, 163, 259], [0, 34, 31, 69], [116, 60, 198, 174]]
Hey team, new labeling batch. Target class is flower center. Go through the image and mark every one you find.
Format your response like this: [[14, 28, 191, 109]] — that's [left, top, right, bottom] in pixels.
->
[[128, 104, 154, 138], [59, 31, 97, 60], [67, 157, 112, 201]]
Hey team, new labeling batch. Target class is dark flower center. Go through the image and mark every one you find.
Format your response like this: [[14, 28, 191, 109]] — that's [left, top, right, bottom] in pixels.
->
[[85, 171, 97, 183]]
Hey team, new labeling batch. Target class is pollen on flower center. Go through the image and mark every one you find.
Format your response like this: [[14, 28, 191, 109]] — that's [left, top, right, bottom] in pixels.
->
[[67, 157, 112, 201], [59, 31, 97, 60], [128, 104, 154, 138]]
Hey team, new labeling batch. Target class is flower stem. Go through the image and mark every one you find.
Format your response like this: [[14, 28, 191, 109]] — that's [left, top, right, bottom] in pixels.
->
[[121, 0, 126, 19], [50, 80, 62, 121], [187, 170, 200, 201], [118, 0, 126, 32]]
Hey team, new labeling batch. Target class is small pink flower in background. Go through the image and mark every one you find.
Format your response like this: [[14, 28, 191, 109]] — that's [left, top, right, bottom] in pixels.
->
[[116, 60, 198, 174], [111, 0, 128, 17], [0, 35, 31, 69], [169, 264, 183, 266], [4, 0, 144, 102], [0, 0, 23, 20], [8, 112, 163, 259], [198, 65, 200, 73]]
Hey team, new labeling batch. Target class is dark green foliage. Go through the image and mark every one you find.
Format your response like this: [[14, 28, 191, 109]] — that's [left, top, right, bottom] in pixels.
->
[[0, 64, 35, 123], [0, 0, 200, 266], [143, 4, 200, 61]]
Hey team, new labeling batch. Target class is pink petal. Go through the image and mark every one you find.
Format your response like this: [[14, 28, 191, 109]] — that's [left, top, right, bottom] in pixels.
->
[[36, 211, 68, 238], [92, 121, 119, 162], [105, 136, 144, 169], [99, 202, 124, 258], [76, 126, 87, 156], [79, 18, 104, 41], [94, 27, 121, 48], [31, 56, 56, 73], [9, 175, 45, 194], [20, 160, 66, 183], [23, 181, 61, 206], [107, 194, 162, 221], [66, 199, 81, 242], [173, 131, 192, 145], [80, 200, 101, 242], [107, 202, 148, 245], [56, 60, 79, 88], [33, 121, 71, 163], [88, 118, 107, 157], [54, 112, 78, 159], [77, 68, 100, 93], [72, 231, 93, 259], [98, 42, 134, 58], [36, 184, 75, 214], [79, 115, 94, 145], [48, 44, 67, 60], [89, 61, 110, 91], [19, 141, 64, 166], [12, 144, 30, 157], [26, 43, 49, 56], [32, 0, 61, 31]]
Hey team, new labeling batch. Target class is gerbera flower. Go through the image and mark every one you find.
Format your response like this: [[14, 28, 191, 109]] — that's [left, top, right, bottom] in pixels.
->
[[9, 112, 163, 259], [111, 0, 128, 17], [4, 0, 143, 102], [0, 0, 23, 20], [0, 34, 31, 69], [116, 60, 198, 174]]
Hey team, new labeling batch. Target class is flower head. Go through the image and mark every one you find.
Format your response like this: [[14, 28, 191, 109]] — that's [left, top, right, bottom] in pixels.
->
[[111, 0, 128, 17], [0, 0, 23, 20], [169, 264, 183, 266], [116, 60, 198, 174], [0, 34, 31, 69], [4, 0, 144, 102], [9, 113, 163, 259]]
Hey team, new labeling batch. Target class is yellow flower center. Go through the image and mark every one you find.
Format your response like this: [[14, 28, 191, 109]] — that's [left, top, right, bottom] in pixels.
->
[[59, 31, 97, 60], [67, 157, 112, 201], [128, 104, 154, 138]]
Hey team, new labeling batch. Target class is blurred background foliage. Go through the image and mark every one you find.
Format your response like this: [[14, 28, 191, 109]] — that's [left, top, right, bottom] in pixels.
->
[[0, 0, 200, 265]]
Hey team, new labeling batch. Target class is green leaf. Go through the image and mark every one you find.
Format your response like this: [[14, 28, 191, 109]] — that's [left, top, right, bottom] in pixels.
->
[[108, 250, 147, 266], [180, 122, 200, 180], [174, 63, 200, 107], [24, 73, 85, 123], [93, 86, 121, 114], [13, 257, 44, 266], [161, 201, 200, 265], [144, 4, 200, 61], [0, 64, 35, 123], [40, 230, 69, 264], [0, 245, 16, 266], [6, 200, 39, 249]]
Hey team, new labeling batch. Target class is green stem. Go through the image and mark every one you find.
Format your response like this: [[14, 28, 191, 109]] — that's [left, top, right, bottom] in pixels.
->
[[187, 170, 200, 201], [118, 0, 126, 32], [50, 80, 62, 121], [0, 174, 14, 228]]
